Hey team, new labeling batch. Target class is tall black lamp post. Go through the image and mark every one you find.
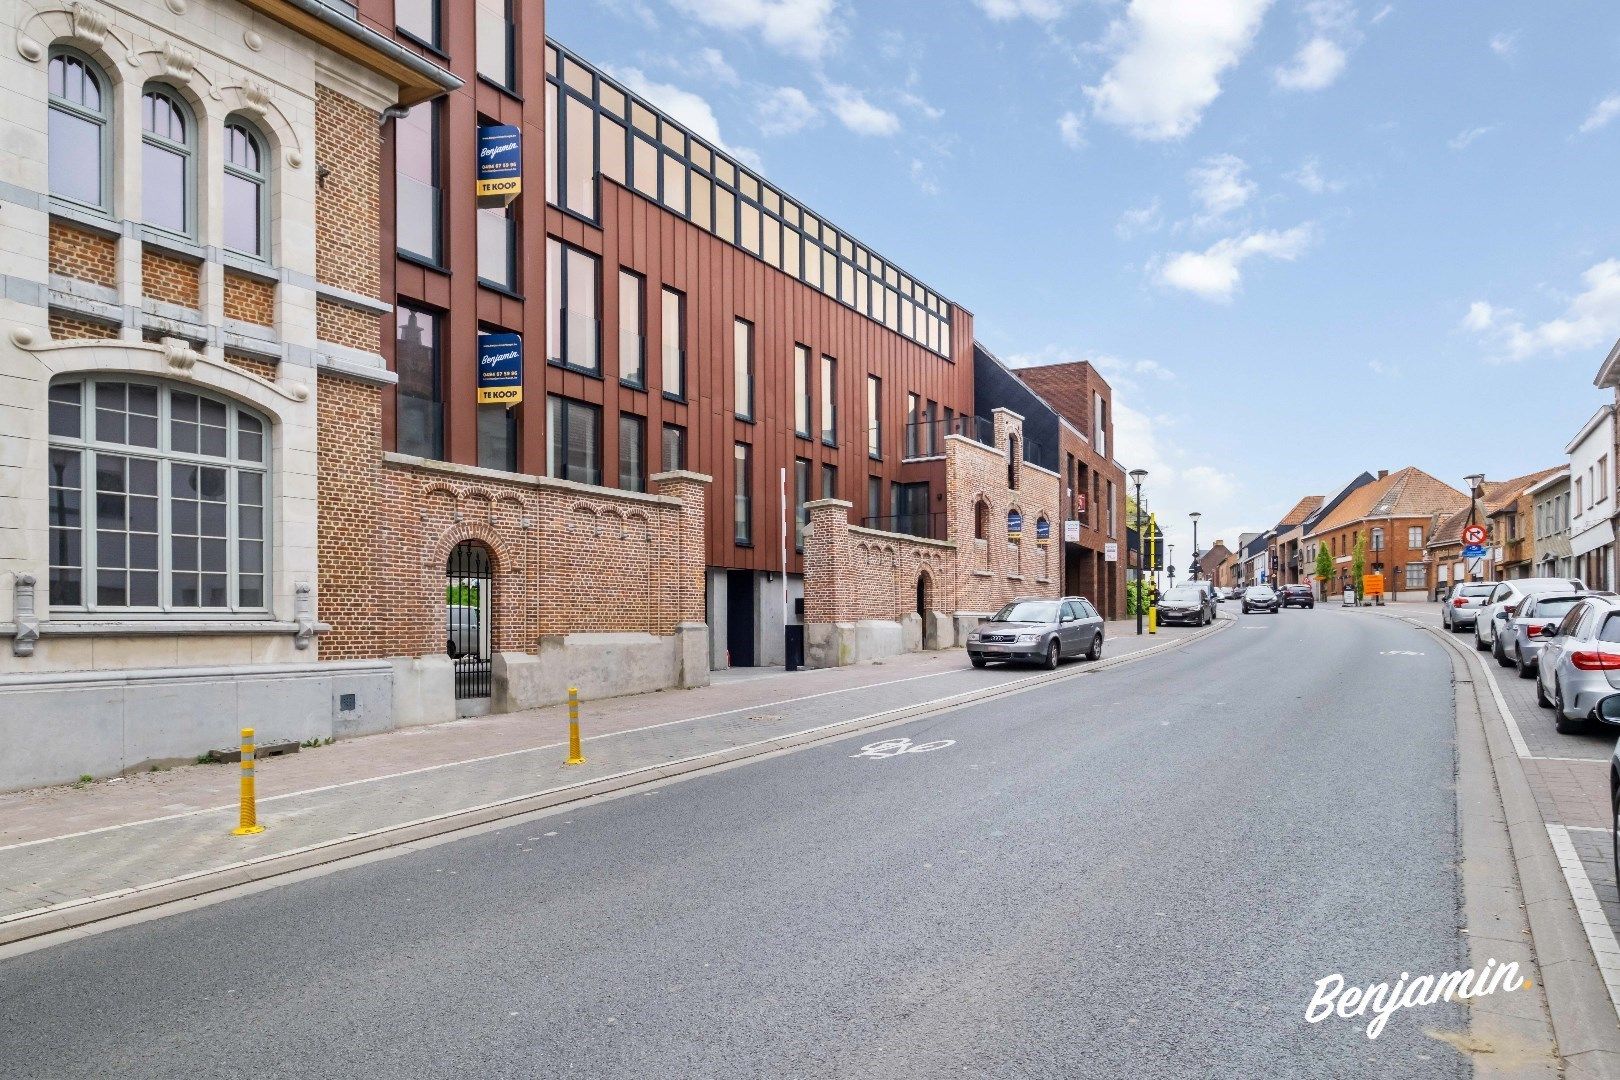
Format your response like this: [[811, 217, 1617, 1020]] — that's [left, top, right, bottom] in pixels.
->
[[1464, 472, 1485, 581], [1189, 511, 1201, 581], [1130, 469, 1147, 635]]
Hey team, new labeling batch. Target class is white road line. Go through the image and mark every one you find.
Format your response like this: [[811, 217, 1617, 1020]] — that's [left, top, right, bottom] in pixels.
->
[[0, 633, 1206, 854], [1546, 824, 1620, 1020], [1446, 628, 1533, 759], [1565, 825, 1612, 833]]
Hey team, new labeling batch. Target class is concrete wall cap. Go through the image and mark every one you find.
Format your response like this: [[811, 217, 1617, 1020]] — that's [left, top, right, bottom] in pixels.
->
[[384, 453, 684, 507], [804, 498, 854, 511], [650, 469, 714, 486]]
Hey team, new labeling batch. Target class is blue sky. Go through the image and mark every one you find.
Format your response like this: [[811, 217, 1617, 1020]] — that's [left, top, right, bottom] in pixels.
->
[[551, 0, 1620, 569]]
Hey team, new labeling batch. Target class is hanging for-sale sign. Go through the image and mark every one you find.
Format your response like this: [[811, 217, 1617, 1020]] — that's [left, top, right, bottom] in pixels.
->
[[477, 333, 523, 405]]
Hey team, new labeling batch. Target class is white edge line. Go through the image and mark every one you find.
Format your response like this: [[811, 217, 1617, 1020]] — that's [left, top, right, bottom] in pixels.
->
[[0, 625, 1216, 855], [0, 623, 1223, 927], [1546, 823, 1620, 1019]]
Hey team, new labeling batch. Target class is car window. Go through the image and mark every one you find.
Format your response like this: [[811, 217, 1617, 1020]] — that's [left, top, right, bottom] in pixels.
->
[[1080, 600, 1098, 619], [1557, 604, 1587, 638], [1530, 597, 1584, 621], [1460, 584, 1495, 598], [994, 601, 1059, 623], [1061, 601, 1080, 621], [1600, 614, 1620, 645], [1165, 588, 1201, 600], [1577, 606, 1602, 640]]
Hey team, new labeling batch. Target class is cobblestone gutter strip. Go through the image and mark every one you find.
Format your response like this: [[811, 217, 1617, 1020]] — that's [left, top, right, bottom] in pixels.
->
[[1375, 609, 1620, 1077], [0, 618, 1230, 954]]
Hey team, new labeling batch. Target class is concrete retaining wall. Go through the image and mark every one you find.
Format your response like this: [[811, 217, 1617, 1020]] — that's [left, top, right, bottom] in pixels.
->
[[491, 624, 710, 713], [0, 660, 393, 792], [807, 611, 965, 668]]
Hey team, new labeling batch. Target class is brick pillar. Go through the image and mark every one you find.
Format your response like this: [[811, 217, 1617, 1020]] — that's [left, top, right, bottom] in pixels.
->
[[651, 470, 712, 627], [802, 499, 854, 623]]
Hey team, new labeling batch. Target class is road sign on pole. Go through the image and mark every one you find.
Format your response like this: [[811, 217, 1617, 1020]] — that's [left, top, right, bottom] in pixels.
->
[[1461, 524, 1487, 546]]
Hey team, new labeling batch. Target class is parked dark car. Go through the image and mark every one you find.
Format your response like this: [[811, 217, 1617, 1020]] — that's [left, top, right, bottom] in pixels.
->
[[965, 596, 1105, 669], [1242, 585, 1280, 614], [1157, 585, 1214, 626], [1280, 584, 1315, 609]]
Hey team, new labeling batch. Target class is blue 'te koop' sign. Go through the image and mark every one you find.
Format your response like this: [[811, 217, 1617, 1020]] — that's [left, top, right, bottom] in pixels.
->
[[477, 333, 523, 405], [477, 125, 522, 200]]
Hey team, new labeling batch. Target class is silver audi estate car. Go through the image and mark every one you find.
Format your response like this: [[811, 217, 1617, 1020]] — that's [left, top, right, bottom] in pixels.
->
[[966, 596, 1104, 669]]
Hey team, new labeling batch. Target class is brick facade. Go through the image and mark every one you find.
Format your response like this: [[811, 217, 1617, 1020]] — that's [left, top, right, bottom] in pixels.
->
[[316, 298, 382, 353], [140, 249, 201, 309], [314, 86, 382, 300], [803, 502, 956, 624], [223, 353, 279, 381], [946, 412, 1062, 614], [47, 219, 117, 288], [47, 310, 119, 341], [222, 272, 275, 326]]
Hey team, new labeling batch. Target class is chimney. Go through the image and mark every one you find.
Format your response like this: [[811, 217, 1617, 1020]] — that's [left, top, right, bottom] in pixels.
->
[[1377, 469, 1389, 479]]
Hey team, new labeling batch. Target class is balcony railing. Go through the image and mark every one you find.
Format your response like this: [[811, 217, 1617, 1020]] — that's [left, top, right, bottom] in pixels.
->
[[860, 512, 949, 541], [902, 416, 1045, 465]]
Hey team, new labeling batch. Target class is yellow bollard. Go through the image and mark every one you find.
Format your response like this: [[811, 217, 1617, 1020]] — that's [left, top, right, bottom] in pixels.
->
[[232, 727, 265, 835], [1148, 605, 1157, 635], [566, 687, 585, 766]]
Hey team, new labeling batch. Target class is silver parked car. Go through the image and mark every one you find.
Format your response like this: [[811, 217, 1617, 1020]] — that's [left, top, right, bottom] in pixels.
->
[[1476, 577, 1585, 653], [1441, 582, 1495, 632], [1157, 584, 1214, 626], [1505, 592, 1596, 676], [966, 596, 1104, 669], [1535, 595, 1620, 733], [446, 603, 481, 659]]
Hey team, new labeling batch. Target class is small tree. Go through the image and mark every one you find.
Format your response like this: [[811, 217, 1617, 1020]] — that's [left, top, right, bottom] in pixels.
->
[[1314, 543, 1334, 587], [1351, 534, 1368, 602]]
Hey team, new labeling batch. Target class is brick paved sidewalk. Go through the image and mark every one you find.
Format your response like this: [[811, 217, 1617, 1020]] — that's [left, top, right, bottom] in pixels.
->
[[0, 618, 1208, 928]]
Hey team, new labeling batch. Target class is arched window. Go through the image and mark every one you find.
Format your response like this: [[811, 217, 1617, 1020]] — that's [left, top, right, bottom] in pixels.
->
[[142, 85, 193, 235], [47, 377, 269, 612], [974, 499, 989, 541], [48, 49, 109, 211], [223, 119, 268, 258]]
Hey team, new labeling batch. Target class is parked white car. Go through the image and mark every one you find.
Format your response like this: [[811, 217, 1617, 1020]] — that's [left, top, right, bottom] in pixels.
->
[[1475, 577, 1584, 655], [1535, 595, 1620, 734]]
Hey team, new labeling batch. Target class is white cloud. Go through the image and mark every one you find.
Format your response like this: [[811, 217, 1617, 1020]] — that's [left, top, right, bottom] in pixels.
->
[[1579, 95, 1620, 135], [1116, 198, 1163, 239], [974, 0, 1065, 19], [690, 47, 739, 85], [1155, 224, 1317, 301], [1057, 110, 1086, 149], [754, 87, 819, 136], [1370, 4, 1393, 22], [1084, 0, 1274, 141], [1288, 157, 1344, 194], [1448, 125, 1494, 150], [607, 67, 761, 167], [909, 159, 940, 196], [1274, 37, 1347, 91], [670, 0, 842, 61], [1189, 153, 1256, 221], [898, 91, 944, 121], [1463, 260, 1620, 361], [1489, 32, 1517, 58], [1367, 359, 1399, 377], [826, 85, 901, 136]]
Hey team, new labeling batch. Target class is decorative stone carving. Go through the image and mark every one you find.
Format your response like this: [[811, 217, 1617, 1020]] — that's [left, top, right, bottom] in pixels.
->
[[242, 80, 271, 115], [243, 30, 263, 52], [160, 336, 200, 373], [71, 3, 111, 48], [9, 326, 35, 349], [13, 574, 39, 658], [294, 582, 315, 650], [166, 0, 188, 13], [159, 41, 196, 83], [287, 149, 302, 169], [17, 35, 43, 62]]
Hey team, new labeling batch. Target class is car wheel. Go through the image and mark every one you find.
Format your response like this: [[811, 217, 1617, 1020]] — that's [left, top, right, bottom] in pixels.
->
[[1536, 676, 1552, 709], [1517, 654, 1536, 680], [1555, 685, 1583, 734], [1042, 639, 1060, 670], [1088, 634, 1103, 661], [446, 638, 461, 659], [1494, 636, 1514, 668], [969, 655, 987, 668], [1475, 628, 1489, 652]]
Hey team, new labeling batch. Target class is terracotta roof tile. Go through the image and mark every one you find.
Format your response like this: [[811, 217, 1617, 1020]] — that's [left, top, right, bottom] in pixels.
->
[[1308, 468, 1468, 535], [1278, 495, 1324, 528]]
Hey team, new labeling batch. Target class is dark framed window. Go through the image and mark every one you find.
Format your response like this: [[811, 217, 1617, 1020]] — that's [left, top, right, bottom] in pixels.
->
[[396, 0, 441, 49], [47, 377, 269, 613], [924, 400, 938, 455], [477, 404, 517, 472], [894, 481, 931, 538], [141, 86, 193, 236], [794, 457, 811, 551], [661, 286, 686, 399], [867, 374, 882, 459], [905, 392, 920, 458], [223, 120, 268, 259], [733, 318, 754, 420], [820, 355, 837, 445], [734, 443, 753, 545], [821, 463, 837, 500], [48, 49, 109, 211], [794, 344, 812, 437], [477, 199, 516, 290], [662, 423, 685, 472], [619, 412, 646, 492], [475, 0, 515, 89], [867, 476, 882, 523], [396, 101, 441, 263], [618, 269, 645, 387], [395, 303, 443, 460], [547, 395, 601, 485], [547, 239, 600, 374]]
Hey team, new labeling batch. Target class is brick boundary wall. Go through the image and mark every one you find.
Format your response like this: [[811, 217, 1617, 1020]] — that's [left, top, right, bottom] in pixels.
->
[[802, 500, 957, 624]]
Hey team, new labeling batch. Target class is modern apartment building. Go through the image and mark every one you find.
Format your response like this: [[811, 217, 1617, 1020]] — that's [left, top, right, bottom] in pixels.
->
[[0, 0, 456, 788]]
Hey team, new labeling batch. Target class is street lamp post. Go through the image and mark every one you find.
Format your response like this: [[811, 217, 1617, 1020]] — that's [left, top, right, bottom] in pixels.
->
[[1464, 472, 1485, 582], [1189, 511, 1201, 581], [1130, 469, 1147, 636]]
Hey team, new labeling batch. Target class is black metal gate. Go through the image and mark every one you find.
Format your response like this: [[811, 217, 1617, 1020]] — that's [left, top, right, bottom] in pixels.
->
[[446, 540, 492, 699]]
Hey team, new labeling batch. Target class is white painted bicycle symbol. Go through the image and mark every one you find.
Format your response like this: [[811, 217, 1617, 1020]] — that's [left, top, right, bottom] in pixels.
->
[[850, 737, 955, 760]]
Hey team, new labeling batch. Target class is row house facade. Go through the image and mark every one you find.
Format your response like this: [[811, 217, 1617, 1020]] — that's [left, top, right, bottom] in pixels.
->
[[1530, 469, 1574, 579], [1564, 404, 1615, 590], [1308, 468, 1468, 600]]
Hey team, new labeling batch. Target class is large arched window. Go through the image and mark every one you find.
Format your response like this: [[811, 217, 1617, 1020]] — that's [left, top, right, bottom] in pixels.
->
[[47, 377, 269, 613], [223, 119, 267, 258], [48, 49, 109, 211], [142, 85, 193, 235]]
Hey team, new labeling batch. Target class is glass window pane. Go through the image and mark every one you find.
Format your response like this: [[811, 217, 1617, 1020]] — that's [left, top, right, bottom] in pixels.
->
[[395, 305, 443, 459], [600, 117, 627, 185], [477, 403, 516, 472], [546, 83, 559, 205], [475, 0, 512, 87], [715, 187, 735, 242], [48, 108, 102, 207], [565, 95, 596, 216], [142, 142, 187, 233], [632, 136, 658, 199], [733, 443, 751, 544], [662, 153, 686, 214], [690, 173, 712, 230], [49, 382, 82, 439], [619, 271, 644, 385], [740, 202, 760, 253], [223, 172, 262, 256], [396, 0, 438, 44], [618, 413, 645, 492], [662, 424, 684, 472], [477, 204, 514, 288]]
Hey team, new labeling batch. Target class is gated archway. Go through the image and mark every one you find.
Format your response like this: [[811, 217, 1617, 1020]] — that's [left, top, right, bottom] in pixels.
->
[[446, 540, 493, 699]]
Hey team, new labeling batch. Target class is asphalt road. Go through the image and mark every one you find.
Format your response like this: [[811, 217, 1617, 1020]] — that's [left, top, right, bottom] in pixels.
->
[[0, 607, 1468, 1079]]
